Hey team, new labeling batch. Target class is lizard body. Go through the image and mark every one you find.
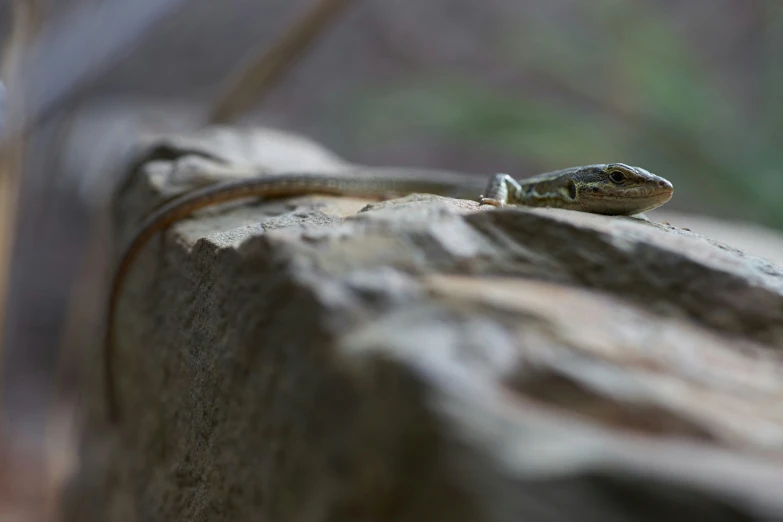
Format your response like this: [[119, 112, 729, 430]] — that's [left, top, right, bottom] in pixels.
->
[[104, 163, 672, 421]]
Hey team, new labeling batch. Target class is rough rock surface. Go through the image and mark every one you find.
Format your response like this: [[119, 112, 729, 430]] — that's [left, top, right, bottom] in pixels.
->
[[67, 127, 783, 521]]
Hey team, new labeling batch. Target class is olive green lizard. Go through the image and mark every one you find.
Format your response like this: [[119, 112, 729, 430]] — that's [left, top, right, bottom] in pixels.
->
[[104, 163, 673, 421]]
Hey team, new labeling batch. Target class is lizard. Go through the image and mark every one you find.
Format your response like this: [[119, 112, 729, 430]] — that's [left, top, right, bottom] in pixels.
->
[[104, 162, 673, 422]]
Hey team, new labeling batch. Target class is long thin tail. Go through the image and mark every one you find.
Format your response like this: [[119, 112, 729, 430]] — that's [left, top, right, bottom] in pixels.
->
[[104, 168, 483, 421]]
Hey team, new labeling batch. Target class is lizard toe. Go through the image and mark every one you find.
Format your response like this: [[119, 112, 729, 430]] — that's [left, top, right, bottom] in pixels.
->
[[479, 197, 503, 207]]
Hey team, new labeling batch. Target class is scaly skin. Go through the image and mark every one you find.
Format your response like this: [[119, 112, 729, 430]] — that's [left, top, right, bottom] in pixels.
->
[[104, 164, 673, 422], [479, 163, 673, 215]]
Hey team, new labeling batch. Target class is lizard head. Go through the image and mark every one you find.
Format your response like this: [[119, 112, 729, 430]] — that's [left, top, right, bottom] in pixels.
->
[[572, 163, 674, 215]]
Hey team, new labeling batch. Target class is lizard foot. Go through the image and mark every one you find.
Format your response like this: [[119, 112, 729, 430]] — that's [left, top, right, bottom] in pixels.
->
[[478, 196, 504, 207]]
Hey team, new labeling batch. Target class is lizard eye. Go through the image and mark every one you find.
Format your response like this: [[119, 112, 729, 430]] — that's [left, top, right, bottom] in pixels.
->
[[608, 170, 626, 184]]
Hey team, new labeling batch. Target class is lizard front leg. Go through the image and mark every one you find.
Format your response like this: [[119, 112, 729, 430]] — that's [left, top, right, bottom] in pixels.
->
[[479, 173, 523, 207]]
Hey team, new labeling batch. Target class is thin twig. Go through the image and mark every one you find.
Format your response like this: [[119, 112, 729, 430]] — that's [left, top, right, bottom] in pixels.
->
[[0, 0, 190, 144], [0, 0, 43, 371], [207, 0, 359, 124]]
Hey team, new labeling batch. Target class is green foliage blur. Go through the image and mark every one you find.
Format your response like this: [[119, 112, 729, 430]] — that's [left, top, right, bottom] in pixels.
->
[[349, 0, 783, 228]]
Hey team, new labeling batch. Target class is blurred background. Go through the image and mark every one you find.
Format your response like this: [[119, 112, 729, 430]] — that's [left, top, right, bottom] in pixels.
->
[[0, 0, 781, 519]]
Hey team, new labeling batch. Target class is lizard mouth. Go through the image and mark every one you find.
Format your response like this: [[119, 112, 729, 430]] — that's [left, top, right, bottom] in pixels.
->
[[590, 181, 674, 200], [581, 183, 673, 215], [590, 190, 673, 200]]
